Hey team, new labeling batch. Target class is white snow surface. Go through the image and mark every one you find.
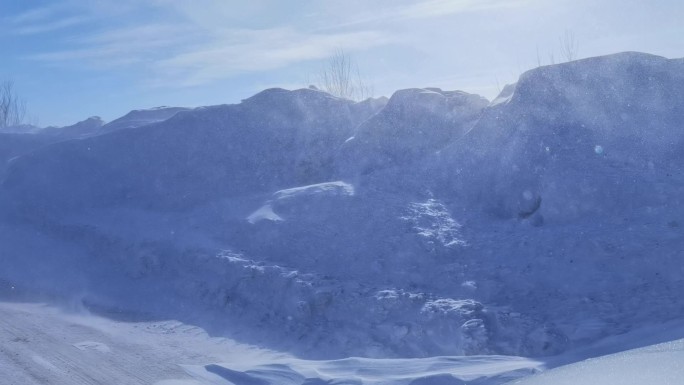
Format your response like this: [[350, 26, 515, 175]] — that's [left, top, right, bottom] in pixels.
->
[[0, 124, 42, 134], [100, 106, 192, 133], [1, 52, 684, 366], [39, 116, 105, 139], [509, 339, 684, 385], [2, 301, 683, 384], [338, 88, 488, 175], [248, 181, 354, 223], [0, 301, 541, 385]]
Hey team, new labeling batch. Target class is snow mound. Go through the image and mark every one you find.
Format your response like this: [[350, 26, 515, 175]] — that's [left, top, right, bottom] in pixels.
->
[[0, 89, 367, 214], [2, 53, 684, 361], [509, 339, 684, 385], [339, 88, 488, 175], [349, 96, 390, 124], [100, 106, 191, 133], [186, 355, 541, 385], [437, 52, 684, 221], [40, 116, 105, 139]]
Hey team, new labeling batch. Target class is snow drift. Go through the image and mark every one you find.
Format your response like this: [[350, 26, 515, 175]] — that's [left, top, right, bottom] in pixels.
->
[[1, 52, 684, 361]]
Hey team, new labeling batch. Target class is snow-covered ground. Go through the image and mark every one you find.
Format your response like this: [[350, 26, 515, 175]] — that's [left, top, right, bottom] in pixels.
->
[[0, 301, 541, 385], [510, 339, 684, 385], [2, 300, 683, 384]]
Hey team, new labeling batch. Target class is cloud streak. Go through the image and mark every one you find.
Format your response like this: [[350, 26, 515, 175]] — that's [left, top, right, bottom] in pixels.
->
[[151, 28, 391, 87], [16, 0, 532, 87], [7, 3, 68, 24], [22, 1, 392, 87], [14, 16, 88, 35], [5, 2, 89, 35], [313, 0, 535, 31], [396, 0, 535, 19]]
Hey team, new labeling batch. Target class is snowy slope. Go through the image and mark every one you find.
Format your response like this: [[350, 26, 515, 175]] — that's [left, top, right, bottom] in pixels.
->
[[0, 88, 379, 215], [39, 116, 105, 139], [339, 88, 488, 175], [434, 52, 684, 221], [1, 52, 684, 363], [2, 301, 683, 385], [509, 339, 684, 385], [100, 106, 191, 133], [0, 124, 42, 134], [0, 301, 542, 385], [0, 133, 56, 177]]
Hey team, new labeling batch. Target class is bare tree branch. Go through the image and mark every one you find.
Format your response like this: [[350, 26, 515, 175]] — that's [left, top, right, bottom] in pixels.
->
[[559, 30, 579, 62], [536, 45, 542, 68], [315, 50, 372, 101], [0, 80, 27, 128]]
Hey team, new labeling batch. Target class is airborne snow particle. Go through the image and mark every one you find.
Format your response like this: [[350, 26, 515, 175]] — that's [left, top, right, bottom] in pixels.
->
[[594, 145, 604, 155]]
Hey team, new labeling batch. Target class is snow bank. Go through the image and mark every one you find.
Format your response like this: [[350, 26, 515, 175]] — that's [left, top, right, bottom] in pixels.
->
[[437, 52, 684, 222], [0, 88, 367, 215], [2, 54, 684, 360]]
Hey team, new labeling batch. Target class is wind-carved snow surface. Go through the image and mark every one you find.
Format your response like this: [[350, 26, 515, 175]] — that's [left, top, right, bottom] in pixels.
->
[[401, 199, 466, 249], [0, 302, 544, 385], [2, 301, 683, 385], [1, 52, 684, 376], [248, 181, 354, 223]]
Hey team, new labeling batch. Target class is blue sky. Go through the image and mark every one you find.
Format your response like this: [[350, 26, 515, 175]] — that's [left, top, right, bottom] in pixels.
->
[[1, 0, 683, 126]]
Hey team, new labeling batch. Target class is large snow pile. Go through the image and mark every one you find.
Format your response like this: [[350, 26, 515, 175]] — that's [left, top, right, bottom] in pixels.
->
[[1, 88, 379, 214], [1, 52, 684, 361], [434, 52, 684, 221]]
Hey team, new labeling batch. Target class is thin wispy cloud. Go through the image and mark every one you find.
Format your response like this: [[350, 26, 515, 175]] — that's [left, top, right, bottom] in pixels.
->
[[314, 0, 535, 31], [396, 0, 535, 19], [5, 2, 90, 36], [21, 1, 393, 87], [152, 28, 391, 87], [14, 16, 88, 35], [6, 3, 68, 24], [28, 24, 200, 69], [16, 0, 531, 88]]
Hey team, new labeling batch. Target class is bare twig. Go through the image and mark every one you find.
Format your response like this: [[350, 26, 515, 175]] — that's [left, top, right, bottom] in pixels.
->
[[316, 50, 372, 101], [0, 80, 27, 128], [559, 30, 579, 62]]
